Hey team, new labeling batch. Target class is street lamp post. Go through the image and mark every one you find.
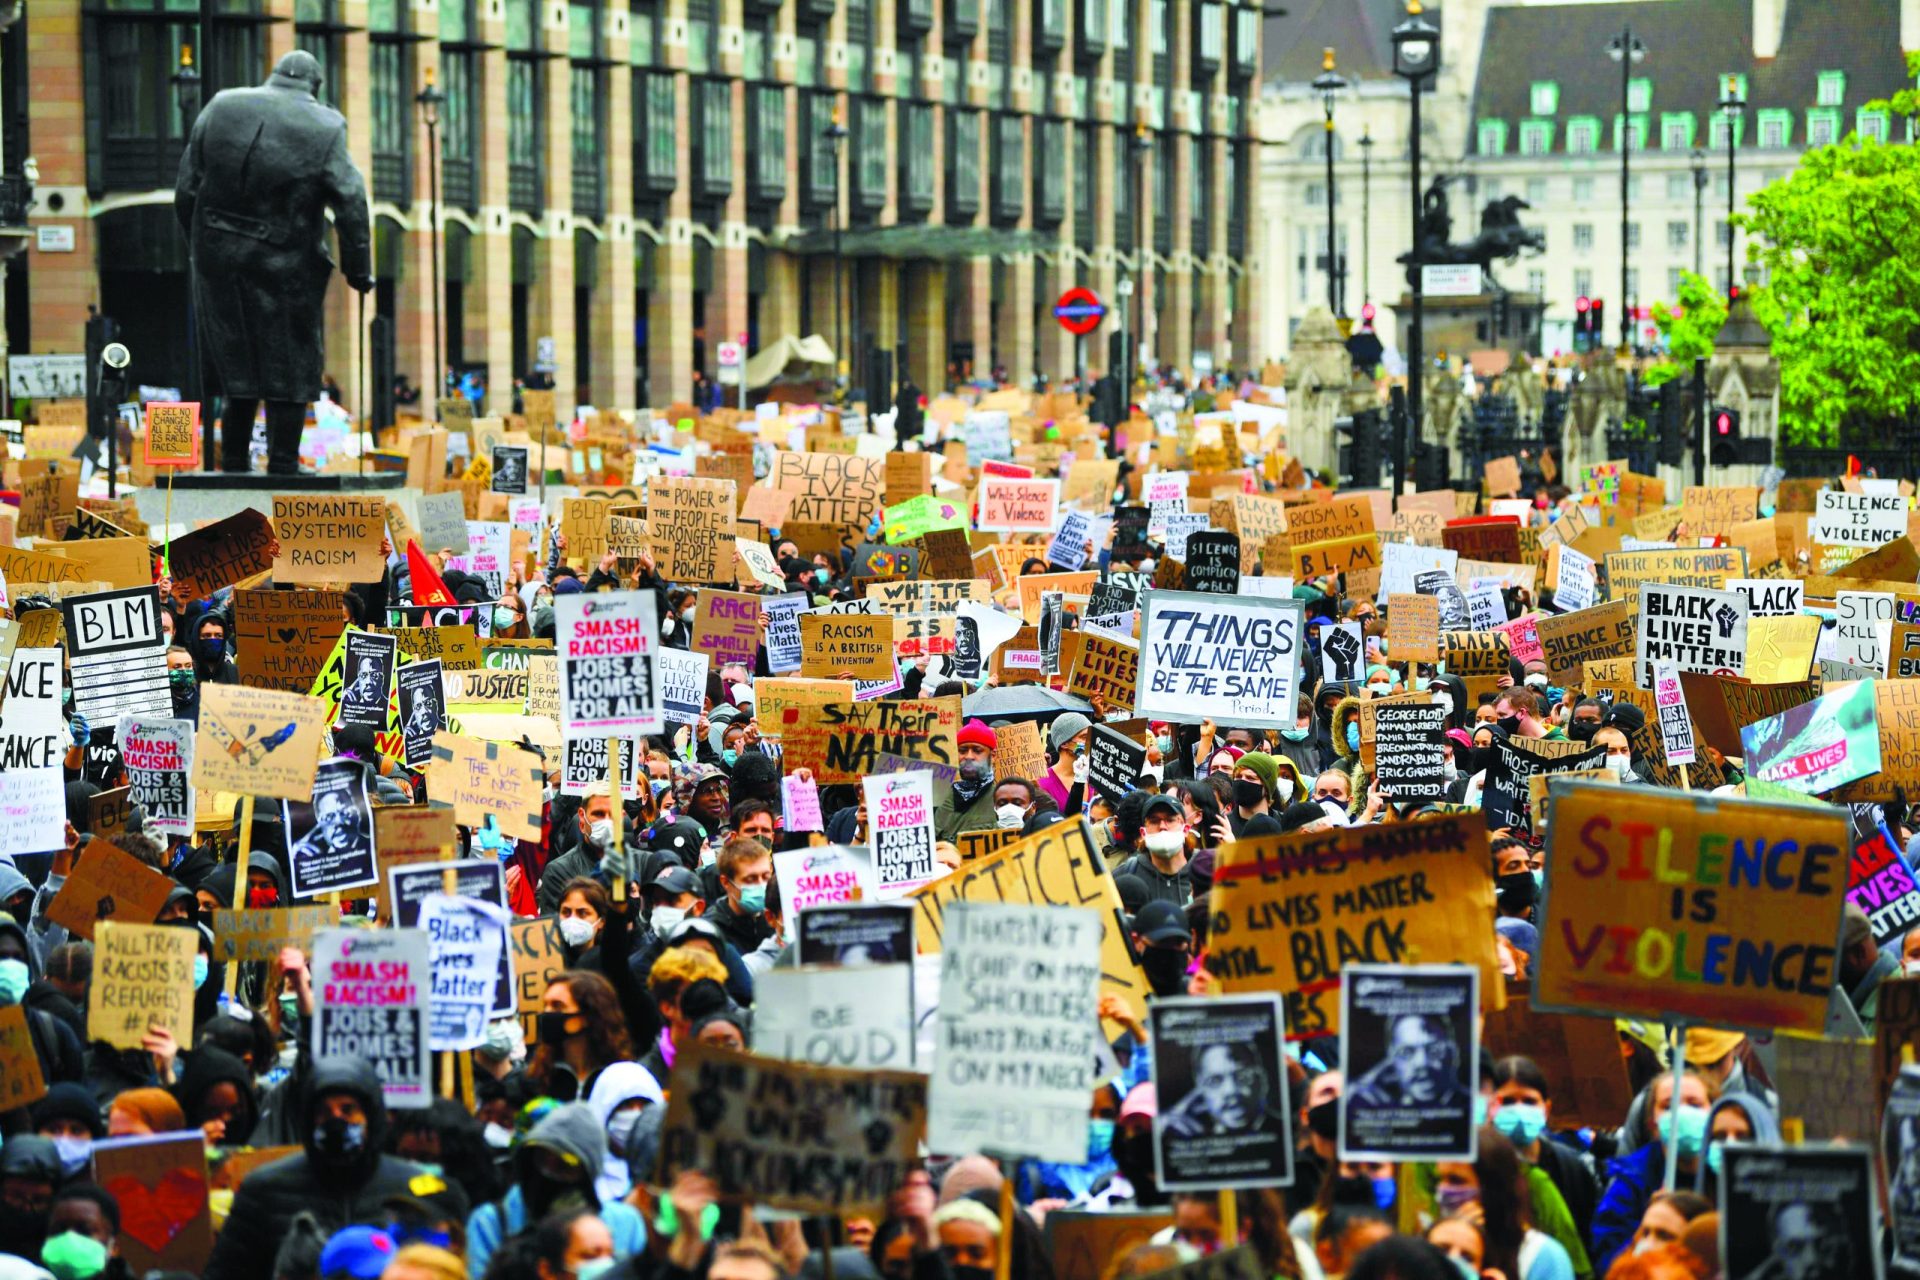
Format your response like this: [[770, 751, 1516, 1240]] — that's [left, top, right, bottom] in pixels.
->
[[1719, 75, 1744, 302], [826, 109, 848, 400], [1311, 49, 1348, 316], [1391, 1, 1438, 493], [1359, 127, 1373, 307], [173, 44, 205, 456], [1690, 148, 1706, 277], [1127, 125, 1152, 398], [1607, 26, 1645, 353], [416, 67, 446, 405]]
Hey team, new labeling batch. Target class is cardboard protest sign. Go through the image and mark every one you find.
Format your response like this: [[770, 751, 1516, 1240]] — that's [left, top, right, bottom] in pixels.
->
[[1045, 1211, 1176, 1280], [1812, 489, 1908, 549], [927, 901, 1102, 1162], [1442, 629, 1512, 702], [1771, 1033, 1878, 1142], [1287, 495, 1379, 582], [1385, 593, 1440, 663], [424, 732, 544, 842], [1740, 680, 1882, 795], [800, 613, 894, 681], [1137, 591, 1302, 729], [415, 890, 510, 1050], [1634, 583, 1748, 688], [120, 712, 198, 834], [92, 1132, 213, 1275], [1603, 546, 1746, 609], [1835, 589, 1907, 669], [1339, 964, 1478, 1161], [1149, 995, 1292, 1190], [1371, 699, 1447, 802], [1479, 996, 1630, 1130], [312, 926, 431, 1109], [272, 494, 386, 584], [692, 589, 760, 671], [1679, 485, 1759, 540], [911, 817, 1147, 1026], [1680, 675, 1818, 758], [977, 475, 1062, 533], [556, 588, 660, 737], [769, 451, 885, 526], [167, 509, 273, 601], [658, 1042, 927, 1216], [233, 588, 350, 691], [209, 905, 335, 963], [650, 475, 736, 582], [1537, 783, 1847, 1034], [46, 840, 176, 940], [90, 921, 195, 1050], [0, 1005, 47, 1110], [282, 758, 379, 899], [863, 771, 938, 898], [190, 684, 326, 802], [753, 964, 916, 1070], [1535, 600, 1637, 681], [1441, 517, 1522, 565], [1205, 813, 1502, 1038], [1483, 735, 1607, 836], [1088, 723, 1148, 806], [1717, 1146, 1879, 1280], [62, 587, 170, 722]]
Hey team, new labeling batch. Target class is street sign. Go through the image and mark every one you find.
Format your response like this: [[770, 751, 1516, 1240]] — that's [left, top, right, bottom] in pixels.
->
[[1420, 264, 1484, 297], [716, 341, 743, 386], [1053, 287, 1107, 336]]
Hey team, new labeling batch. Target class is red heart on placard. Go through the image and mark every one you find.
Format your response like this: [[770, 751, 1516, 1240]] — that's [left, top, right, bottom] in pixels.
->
[[105, 1169, 207, 1253]]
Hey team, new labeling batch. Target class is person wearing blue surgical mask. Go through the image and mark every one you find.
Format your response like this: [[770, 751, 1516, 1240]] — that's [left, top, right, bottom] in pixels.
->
[[1433, 1131, 1577, 1280], [709, 836, 775, 956], [1017, 1085, 1120, 1203], [1488, 1056, 1599, 1259], [1591, 1069, 1717, 1275], [530, 1207, 617, 1280]]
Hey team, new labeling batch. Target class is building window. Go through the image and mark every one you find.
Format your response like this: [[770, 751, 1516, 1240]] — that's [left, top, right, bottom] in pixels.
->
[[1574, 268, 1592, 298], [948, 107, 981, 221], [1717, 219, 1731, 247], [1485, 179, 1503, 201], [1626, 77, 1651, 113], [900, 102, 934, 216], [441, 49, 479, 211], [1476, 119, 1506, 156], [1807, 108, 1840, 147], [1518, 121, 1551, 155], [1304, 183, 1322, 205], [1708, 113, 1742, 150], [749, 84, 786, 204], [1572, 223, 1593, 250], [1626, 267, 1638, 298], [1074, 123, 1095, 250], [846, 0, 870, 93], [1665, 172, 1688, 200], [803, 91, 836, 209], [1667, 220, 1688, 249], [687, 0, 714, 73], [1529, 81, 1558, 115], [1613, 115, 1646, 151], [635, 71, 676, 201], [1720, 73, 1749, 102], [1667, 268, 1682, 296], [1572, 176, 1593, 202], [369, 43, 411, 203], [1526, 269, 1544, 294], [1526, 177, 1547, 204], [1817, 70, 1845, 107], [1038, 119, 1066, 226], [1114, 128, 1133, 249], [1566, 118, 1599, 154], [1195, 3, 1223, 72], [508, 58, 543, 213], [1858, 108, 1890, 143], [1624, 222, 1639, 249], [1757, 110, 1791, 149], [1660, 113, 1692, 150], [991, 113, 1024, 224], [571, 66, 607, 220], [854, 96, 887, 213], [295, 0, 345, 105], [692, 78, 732, 201]]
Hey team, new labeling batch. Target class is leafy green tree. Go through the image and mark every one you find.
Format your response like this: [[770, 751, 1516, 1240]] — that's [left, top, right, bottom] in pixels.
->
[[1739, 52, 1920, 446], [1643, 272, 1727, 388]]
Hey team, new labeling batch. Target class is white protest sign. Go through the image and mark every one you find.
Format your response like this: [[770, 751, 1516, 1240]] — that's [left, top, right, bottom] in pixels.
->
[[1376, 542, 1459, 604], [752, 964, 915, 1069], [312, 927, 432, 1109], [1553, 547, 1597, 613], [763, 593, 807, 673], [118, 715, 195, 837], [773, 845, 877, 941], [863, 771, 938, 898], [927, 902, 1102, 1162], [1047, 510, 1093, 570], [782, 775, 825, 831], [1634, 583, 1748, 689], [1836, 590, 1897, 670], [455, 522, 512, 595], [556, 588, 662, 737], [1652, 664, 1698, 767], [561, 736, 638, 799], [654, 648, 709, 726], [1144, 472, 1190, 537], [1810, 490, 1908, 548], [1163, 513, 1210, 562], [0, 767, 63, 857], [1239, 576, 1295, 600], [1730, 578, 1805, 618], [1465, 582, 1508, 630], [418, 891, 509, 1051], [1138, 590, 1303, 729], [0, 648, 65, 772], [62, 587, 171, 722]]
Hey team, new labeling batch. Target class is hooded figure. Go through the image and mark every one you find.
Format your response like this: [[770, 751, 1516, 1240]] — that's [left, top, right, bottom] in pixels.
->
[[173, 1045, 260, 1146], [0, 917, 82, 1090], [463, 1102, 648, 1277], [583, 1062, 665, 1204], [0, 1137, 62, 1261], [202, 1056, 428, 1280], [1694, 1092, 1782, 1197]]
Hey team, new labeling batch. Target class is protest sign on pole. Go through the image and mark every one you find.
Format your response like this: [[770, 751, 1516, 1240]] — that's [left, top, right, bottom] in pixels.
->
[[1088, 723, 1147, 806], [1849, 816, 1920, 948], [927, 901, 1103, 1162], [1149, 995, 1292, 1190], [654, 649, 710, 726], [773, 845, 877, 941], [763, 593, 807, 673], [336, 631, 399, 730], [118, 714, 194, 837], [283, 758, 380, 899], [62, 586, 171, 721], [191, 683, 327, 803], [1205, 813, 1502, 1038], [1537, 782, 1847, 1033], [46, 841, 176, 940], [1338, 965, 1479, 1162], [1481, 735, 1607, 836], [1136, 590, 1302, 729], [390, 859, 515, 1019], [1717, 1145, 1880, 1280], [556, 588, 661, 737], [396, 660, 447, 767], [562, 736, 638, 798], [1634, 583, 1749, 689], [1652, 665, 1697, 768], [1370, 700, 1447, 802], [752, 964, 916, 1069], [416, 891, 510, 1051], [312, 927, 432, 1110], [863, 771, 938, 898]]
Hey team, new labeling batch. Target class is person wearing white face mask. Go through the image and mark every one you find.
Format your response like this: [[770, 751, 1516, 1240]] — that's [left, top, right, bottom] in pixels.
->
[[1591, 726, 1641, 784], [1039, 712, 1093, 815], [556, 881, 609, 960], [992, 778, 1036, 830], [1111, 794, 1193, 906], [1901, 924, 1920, 976]]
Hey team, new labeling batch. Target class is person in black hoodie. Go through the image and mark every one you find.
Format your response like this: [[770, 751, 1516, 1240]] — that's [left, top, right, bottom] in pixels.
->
[[203, 1056, 430, 1280], [173, 1045, 260, 1146]]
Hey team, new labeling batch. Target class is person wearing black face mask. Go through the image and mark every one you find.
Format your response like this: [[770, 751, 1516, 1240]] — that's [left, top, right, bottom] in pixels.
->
[[0, 1136, 61, 1263], [204, 1056, 429, 1280], [1129, 901, 1194, 998], [189, 616, 241, 687], [1286, 1070, 1344, 1217], [1565, 697, 1606, 744]]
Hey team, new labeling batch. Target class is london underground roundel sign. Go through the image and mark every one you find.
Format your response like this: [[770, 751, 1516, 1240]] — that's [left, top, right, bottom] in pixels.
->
[[1053, 287, 1107, 336]]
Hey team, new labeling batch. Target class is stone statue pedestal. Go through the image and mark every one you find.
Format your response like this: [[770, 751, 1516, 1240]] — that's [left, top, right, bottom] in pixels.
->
[[170, 471, 404, 491]]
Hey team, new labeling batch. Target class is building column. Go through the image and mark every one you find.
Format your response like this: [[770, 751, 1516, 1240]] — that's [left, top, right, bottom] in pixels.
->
[[1193, 133, 1228, 363], [1036, 255, 1073, 382], [599, 0, 636, 409], [538, 4, 576, 414], [1165, 134, 1193, 373], [647, 58, 694, 407], [475, 32, 514, 406], [28, 0, 92, 359], [904, 260, 945, 391], [962, 256, 991, 379]]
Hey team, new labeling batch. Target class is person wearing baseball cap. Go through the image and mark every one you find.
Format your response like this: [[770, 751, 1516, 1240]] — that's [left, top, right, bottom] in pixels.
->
[[1111, 794, 1192, 909], [934, 719, 1000, 842], [1127, 900, 1192, 999]]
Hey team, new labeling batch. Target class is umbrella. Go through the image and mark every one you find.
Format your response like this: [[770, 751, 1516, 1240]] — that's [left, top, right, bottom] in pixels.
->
[[961, 685, 1097, 723]]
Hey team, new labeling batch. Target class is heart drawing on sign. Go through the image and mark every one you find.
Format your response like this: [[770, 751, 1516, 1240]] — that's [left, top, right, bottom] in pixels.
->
[[278, 628, 301, 644], [105, 1168, 207, 1253]]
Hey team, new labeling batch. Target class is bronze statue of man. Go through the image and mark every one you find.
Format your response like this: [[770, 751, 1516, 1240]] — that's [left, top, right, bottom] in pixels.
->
[[175, 50, 373, 476]]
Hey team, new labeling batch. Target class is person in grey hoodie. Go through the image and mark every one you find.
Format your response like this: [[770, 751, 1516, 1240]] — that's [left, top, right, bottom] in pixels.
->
[[464, 1101, 650, 1276], [1694, 1091, 1781, 1200]]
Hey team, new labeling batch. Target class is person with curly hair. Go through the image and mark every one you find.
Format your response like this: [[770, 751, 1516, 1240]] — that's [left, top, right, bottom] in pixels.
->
[[527, 971, 634, 1103]]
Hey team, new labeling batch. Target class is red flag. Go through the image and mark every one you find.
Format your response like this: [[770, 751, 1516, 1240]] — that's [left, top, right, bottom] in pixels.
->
[[1848, 454, 1863, 477], [406, 540, 456, 607]]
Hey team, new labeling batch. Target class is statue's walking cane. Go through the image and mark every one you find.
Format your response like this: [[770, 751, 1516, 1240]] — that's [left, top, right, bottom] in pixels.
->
[[358, 287, 368, 475]]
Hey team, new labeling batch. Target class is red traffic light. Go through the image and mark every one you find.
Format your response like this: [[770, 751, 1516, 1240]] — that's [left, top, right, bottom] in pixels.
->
[[1715, 411, 1733, 434], [1574, 296, 1591, 313], [1360, 303, 1376, 323]]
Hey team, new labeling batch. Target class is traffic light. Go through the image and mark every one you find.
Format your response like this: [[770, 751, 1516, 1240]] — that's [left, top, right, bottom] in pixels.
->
[[1710, 406, 1741, 467], [1573, 296, 1591, 352], [1657, 381, 1686, 468], [1589, 299, 1605, 350]]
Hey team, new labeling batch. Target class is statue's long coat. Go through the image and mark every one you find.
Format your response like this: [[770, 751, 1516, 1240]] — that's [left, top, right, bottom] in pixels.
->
[[174, 68, 371, 403]]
